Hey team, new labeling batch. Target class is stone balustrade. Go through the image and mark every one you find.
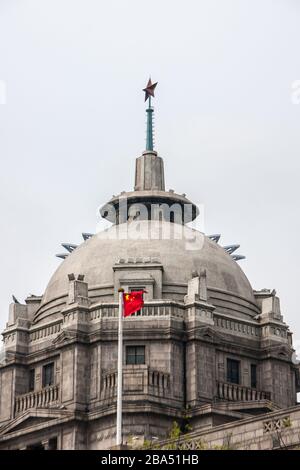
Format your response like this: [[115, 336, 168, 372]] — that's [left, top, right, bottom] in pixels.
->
[[148, 369, 170, 390], [102, 371, 117, 394], [217, 381, 271, 402], [90, 301, 185, 320], [215, 314, 261, 338], [101, 367, 170, 398], [29, 321, 62, 342], [15, 384, 59, 414]]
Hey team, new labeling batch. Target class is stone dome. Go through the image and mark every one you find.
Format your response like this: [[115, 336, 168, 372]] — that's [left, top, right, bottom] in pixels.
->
[[34, 221, 259, 324]]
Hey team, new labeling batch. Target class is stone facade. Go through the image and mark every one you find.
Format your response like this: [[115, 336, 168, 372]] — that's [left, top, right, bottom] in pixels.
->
[[154, 405, 300, 450], [0, 259, 299, 449], [0, 138, 299, 450]]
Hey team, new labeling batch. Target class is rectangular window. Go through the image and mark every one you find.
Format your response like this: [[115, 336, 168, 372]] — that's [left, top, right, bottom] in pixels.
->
[[251, 364, 257, 388], [29, 369, 35, 392], [227, 359, 240, 384], [126, 346, 145, 365], [42, 362, 54, 387], [128, 287, 145, 315], [129, 287, 145, 292], [48, 437, 58, 450]]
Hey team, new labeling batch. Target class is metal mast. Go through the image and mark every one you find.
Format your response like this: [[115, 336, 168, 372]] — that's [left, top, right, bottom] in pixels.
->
[[143, 78, 158, 151]]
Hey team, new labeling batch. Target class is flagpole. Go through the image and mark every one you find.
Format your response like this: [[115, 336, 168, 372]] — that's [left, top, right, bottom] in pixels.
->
[[116, 288, 124, 447]]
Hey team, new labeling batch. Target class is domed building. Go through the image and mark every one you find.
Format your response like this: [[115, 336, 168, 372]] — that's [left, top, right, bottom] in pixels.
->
[[0, 83, 299, 450]]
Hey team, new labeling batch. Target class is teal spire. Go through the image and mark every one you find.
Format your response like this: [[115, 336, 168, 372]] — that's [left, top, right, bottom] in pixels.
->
[[146, 96, 154, 151], [143, 78, 158, 152]]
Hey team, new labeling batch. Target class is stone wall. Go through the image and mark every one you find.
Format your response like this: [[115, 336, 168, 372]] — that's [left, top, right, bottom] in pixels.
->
[[156, 405, 300, 450]]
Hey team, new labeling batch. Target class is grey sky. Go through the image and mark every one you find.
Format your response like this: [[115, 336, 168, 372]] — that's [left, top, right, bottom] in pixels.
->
[[0, 0, 300, 351]]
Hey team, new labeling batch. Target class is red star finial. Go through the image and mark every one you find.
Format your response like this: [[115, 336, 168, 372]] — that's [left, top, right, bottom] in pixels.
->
[[143, 78, 158, 102]]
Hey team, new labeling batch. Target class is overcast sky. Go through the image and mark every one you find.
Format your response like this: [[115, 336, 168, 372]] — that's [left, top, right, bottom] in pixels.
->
[[0, 0, 300, 352]]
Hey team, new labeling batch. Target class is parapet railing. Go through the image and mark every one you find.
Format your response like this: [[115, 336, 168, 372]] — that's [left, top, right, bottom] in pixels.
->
[[14, 384, 59, 414], [29, 320, 62, 342], [101, 367, 171, 398], [216, 381, 271, 402], [90, 301, 185, 320]]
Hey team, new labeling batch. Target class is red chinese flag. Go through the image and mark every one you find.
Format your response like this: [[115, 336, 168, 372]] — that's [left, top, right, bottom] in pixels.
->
[[123, 291, 145, 317]]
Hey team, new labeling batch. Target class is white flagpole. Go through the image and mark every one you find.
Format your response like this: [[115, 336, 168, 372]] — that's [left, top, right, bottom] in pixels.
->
[[116, 288, 124, 447]]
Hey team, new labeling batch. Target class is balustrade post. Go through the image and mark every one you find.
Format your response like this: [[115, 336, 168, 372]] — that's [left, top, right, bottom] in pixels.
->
[[41, 439, 49, 450]]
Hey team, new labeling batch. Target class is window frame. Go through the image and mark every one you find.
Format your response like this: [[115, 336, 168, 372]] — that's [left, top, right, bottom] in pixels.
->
[[226, 358, 240, 385], [128, 287, 145, 315], [126, 345, 145, 365], [42, 362, 55, 388], [129, 286, 145, 293], [29, 368, 35, 392], [251, 364, 257, 389]]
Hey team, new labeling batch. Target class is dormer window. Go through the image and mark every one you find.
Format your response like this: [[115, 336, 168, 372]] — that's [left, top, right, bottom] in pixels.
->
[[114, 257, 162, 301], [129, 286, 145, 293]]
